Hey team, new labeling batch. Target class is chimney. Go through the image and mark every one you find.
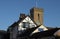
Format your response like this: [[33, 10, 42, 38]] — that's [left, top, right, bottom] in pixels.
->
[[19, 13, 26, 20]]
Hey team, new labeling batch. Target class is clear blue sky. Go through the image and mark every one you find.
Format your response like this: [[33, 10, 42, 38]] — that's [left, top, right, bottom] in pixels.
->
[[0, 0, 60, 30]]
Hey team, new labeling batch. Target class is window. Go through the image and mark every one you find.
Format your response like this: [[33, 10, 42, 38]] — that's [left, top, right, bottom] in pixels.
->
[[30, 24, 35, 28], [38, 14, 40, 20], [23, 22, 25, 28], [23, 22, 30, 28], [38, 28, 44, 32]]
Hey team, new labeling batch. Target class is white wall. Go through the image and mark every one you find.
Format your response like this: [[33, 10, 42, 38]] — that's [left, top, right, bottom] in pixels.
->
[[18, 16, 37, 31]]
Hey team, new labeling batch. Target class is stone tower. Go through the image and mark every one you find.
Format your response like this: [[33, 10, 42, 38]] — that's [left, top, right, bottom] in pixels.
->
[[30, 7, 43, 25]]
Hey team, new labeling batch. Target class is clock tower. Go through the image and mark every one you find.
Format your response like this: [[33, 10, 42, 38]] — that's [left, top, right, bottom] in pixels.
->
[[30, 7, 43, 25]]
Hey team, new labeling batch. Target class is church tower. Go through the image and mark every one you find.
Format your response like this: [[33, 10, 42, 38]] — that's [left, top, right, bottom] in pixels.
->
[[30, 7, 43, 25]]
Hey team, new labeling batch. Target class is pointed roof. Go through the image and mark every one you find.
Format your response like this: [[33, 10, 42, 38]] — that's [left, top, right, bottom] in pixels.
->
[[17, 15, 38, 26], [30, 25, 48, 35], [30, 28, 60, 38]]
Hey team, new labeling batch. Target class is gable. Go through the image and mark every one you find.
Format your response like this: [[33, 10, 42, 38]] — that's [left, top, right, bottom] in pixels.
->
[[31, 25, 48, 35], [38, 25, 48, 31], [18, 16, 37, 31]]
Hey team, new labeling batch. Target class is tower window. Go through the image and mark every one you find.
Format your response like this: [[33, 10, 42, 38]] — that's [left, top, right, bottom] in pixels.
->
[[38, 14, 40, 20], [38, 14, 39, 17]]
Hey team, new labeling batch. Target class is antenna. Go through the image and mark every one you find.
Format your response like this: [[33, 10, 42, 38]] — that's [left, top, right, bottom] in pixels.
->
[[36, 0, 37, 7], [35, 0, 39, 7], [35, 0, 37, 7]]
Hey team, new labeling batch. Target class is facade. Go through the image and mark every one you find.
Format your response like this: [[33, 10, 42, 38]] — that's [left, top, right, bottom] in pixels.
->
[[30, 7, 43, 25], [7, 22, 18, 39], [0, 7, 60, 39], [7, 7, 48, 39], [7, 16, 38, 39], [18, 16, 37, 31], [7, 7, 60, 39]]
